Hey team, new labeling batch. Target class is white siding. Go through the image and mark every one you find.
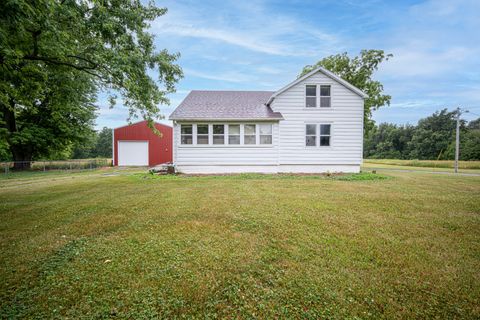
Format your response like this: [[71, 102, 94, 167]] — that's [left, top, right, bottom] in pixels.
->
[[270, 71, 363, 166], [174, 122, 279, 170]]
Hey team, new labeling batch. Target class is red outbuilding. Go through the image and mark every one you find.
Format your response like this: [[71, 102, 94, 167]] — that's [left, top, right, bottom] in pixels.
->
[[113, 121, 172, 166]]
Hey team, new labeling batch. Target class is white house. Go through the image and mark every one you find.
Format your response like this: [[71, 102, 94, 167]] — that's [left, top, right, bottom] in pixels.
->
[[169, 67, 367, 174]]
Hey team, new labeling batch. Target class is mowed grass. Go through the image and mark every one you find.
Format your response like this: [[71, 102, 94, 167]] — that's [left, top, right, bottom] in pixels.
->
[[0, 170, 479, 319], [364, 159, 480, 171]]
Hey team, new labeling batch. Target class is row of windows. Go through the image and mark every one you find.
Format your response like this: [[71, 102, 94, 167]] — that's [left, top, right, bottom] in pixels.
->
[[181, 124, 273, 145], [306, 124, 331, 147], [306, 84, 331, 108]]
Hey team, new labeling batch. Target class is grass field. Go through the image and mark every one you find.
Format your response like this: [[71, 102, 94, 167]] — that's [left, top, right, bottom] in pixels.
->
[[1, 169, 479, 319], [364, 159, 480, 172]]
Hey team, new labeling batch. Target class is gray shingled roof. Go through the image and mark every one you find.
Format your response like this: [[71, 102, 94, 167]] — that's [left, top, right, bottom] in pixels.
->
[[169, 90, 283, 121]]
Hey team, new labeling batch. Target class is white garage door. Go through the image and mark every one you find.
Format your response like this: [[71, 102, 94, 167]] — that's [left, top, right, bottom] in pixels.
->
[[118, 141, 149, 166]]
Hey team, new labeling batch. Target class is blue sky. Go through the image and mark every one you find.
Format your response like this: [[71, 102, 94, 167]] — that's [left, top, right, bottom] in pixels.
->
[[95, 0, 480, 129]]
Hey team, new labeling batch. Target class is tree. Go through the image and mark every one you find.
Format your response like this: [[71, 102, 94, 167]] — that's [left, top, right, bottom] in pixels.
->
[[462, 118, 480, 160], [0, 0, 182, 168], [94, 127, 112, 158], [300, 50, 392, 133], [407, 109, 464, 160], [364, 123, 414, 159]]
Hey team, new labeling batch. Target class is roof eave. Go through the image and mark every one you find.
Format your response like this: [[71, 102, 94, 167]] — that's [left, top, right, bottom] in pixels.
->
[[169, 117, 284, 122]]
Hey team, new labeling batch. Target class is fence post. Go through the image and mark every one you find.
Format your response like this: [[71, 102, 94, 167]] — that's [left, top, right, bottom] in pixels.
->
[[43, 161, 46, 172]]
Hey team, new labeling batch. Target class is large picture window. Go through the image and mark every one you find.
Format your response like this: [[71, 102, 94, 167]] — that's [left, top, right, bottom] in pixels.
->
[[244, 124, 256, 145], [259, 124, 272, 144], [228, 124, 240, 145], [196, 124, 209, 144], [212, 124, 225, 145], [181, 124, 193, 145]]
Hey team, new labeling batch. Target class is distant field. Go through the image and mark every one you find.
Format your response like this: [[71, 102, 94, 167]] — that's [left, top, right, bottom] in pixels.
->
[[364, 159, 480, 171], [1, 169, 479, 318]]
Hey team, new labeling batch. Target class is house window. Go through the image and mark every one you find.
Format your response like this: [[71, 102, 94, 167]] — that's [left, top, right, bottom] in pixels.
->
[[305, 124, 317, 146], [320, 124, 331, 146], [320, 85, 331, 108], [244, 124, 256, 145], [306, 85, 317, 108], [196, 124, 209, 144], [228, 124, 240, 145], [213, 124, 225, 144], [181, 124, 193, 144], [259, 124, 272, 144]]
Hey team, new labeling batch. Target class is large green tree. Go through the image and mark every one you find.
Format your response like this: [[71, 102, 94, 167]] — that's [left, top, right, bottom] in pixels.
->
[[0, 0, 182, 167], [300, 50, 392, 133], [408, 109, 463, 160]]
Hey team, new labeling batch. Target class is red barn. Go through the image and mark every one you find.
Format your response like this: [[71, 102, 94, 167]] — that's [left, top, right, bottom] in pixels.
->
[[113, 121, 172, 166]]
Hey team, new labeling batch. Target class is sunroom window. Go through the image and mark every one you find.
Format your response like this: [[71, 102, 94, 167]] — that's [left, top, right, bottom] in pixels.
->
[[259, 124, 272, 144], [228, 124, 240, 145], [196, 124, 209, 144], [212, 124, 225, 144], [181, 124, 193, 145], [244, 124, 256, 145]]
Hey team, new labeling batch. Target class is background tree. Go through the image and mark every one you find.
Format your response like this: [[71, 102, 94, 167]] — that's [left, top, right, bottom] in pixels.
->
[[94, 127, 112, 158], [300, 50, 392, 134], [0, 0, 182, 168], [408, 109, 461, 160], [364, 123, 414, 159]]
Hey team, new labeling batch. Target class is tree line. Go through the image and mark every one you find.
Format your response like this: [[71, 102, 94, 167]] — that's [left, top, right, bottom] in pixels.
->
[[364, 109, 480, 160]]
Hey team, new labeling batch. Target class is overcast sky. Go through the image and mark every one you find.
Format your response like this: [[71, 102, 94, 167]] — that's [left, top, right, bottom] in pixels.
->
[[95, 0, 480, 129]]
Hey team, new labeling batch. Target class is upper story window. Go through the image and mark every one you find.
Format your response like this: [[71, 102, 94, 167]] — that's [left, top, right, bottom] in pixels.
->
[[244, 124, 256, 145], [306, 84, 331, 108], [197, 124, 209, 144], [259, 124, 272, 144], [181, 124, 193, 144], [228, 124, 240, 145], [213, 124, 225, 144], [305, 85, 317, 108], [320, 85, 331, 108]]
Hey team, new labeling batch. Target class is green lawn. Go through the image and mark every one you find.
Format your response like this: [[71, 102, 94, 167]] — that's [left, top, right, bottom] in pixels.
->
[[1, 169, 479, 319]]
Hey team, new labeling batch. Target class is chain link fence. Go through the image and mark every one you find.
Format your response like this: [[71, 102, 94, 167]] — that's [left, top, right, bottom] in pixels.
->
[[1, 159, 112, 175]]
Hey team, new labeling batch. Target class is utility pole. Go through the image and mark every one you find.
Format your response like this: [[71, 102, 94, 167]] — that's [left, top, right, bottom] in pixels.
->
[[455, 108, 460, 173]]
